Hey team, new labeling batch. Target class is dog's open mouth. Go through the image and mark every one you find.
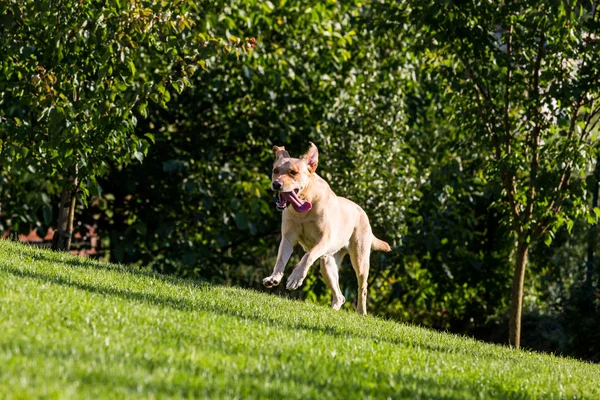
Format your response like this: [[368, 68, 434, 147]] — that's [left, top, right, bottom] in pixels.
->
[[275, 188, 312, 213]]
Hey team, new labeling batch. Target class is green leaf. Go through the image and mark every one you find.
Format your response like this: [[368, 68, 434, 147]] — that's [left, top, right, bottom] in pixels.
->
[[128, 61, 136, 76], [566, 219, 575, 233], [171, 80, 182, 94], [138, 102, 148, 118], [133, 151, 144, 163], [144, 133, 155, 144]]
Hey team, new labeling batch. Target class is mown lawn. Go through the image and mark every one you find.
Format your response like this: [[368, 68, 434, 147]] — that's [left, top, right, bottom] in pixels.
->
[[0, 239, 598, 399]]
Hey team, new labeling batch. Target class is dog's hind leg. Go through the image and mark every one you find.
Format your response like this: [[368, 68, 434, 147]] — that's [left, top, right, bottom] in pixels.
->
[[350, 229, 372, 315], [350, 250, 370, 315], [320, 252, 346, 310]]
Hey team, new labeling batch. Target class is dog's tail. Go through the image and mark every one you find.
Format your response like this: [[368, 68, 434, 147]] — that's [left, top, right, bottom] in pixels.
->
[[372, 236, 391, 252]]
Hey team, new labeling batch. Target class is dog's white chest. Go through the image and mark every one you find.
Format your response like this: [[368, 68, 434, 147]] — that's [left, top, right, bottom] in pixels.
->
[[294, 220, 322, 252]]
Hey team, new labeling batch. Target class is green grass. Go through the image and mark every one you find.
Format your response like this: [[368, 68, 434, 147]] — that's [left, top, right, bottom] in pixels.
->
[[0, 240, 598, 399]]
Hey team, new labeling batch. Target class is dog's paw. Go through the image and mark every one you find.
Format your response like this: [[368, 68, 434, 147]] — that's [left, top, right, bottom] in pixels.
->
[[331, 295, 345, 310], [286, 270, 306, 290], [263, 274, 282, 288]]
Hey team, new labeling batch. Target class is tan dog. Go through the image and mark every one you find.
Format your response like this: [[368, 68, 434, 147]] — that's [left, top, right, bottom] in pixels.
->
[[263, 142, 391, 314]]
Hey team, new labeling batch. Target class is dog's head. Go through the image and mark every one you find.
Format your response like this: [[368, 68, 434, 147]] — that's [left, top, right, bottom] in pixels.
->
[[270, 142, 318, 212]]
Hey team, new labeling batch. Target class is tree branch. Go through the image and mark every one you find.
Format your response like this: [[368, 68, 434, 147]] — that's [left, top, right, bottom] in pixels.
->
[[458, 53, 500, 157], [504, 21, 514, 156], [523, 34, 545, 230], [587, 109, 600, 134], [454, 18, 525, 222], [458, 53, 491, 102], [582, 102, 600, 140], [568, 94, 584, 141], [541, 94, 584, 231], [461, 51, 520, 221]]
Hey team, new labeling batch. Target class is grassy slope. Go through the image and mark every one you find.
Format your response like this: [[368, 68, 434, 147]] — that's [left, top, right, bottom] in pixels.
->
[[0, 240, 598, 399]]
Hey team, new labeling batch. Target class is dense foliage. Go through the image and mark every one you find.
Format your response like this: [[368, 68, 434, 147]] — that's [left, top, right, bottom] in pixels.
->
[[0, 0, 253, 249], [1, 0, 599, 360], [405, 0, 600, 348]]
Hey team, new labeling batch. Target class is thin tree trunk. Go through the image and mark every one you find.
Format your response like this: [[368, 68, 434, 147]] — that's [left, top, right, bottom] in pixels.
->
[[51, 166, 79, 252], [509, 239, 529, 348], [66, 189, 77, 246], [52, 187, 77, 251]]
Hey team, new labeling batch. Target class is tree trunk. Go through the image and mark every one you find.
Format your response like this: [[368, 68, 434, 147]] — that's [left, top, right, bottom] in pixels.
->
[[509, 239, 529, 348], [52, 187, 76, 251], [51, 168, 79, 252]]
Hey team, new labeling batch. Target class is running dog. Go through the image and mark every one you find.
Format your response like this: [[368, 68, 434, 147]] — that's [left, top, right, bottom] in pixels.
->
[[263, 142, 391, 314]]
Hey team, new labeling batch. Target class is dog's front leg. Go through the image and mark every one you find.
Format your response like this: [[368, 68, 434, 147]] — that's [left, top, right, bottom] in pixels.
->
[[263, 236, 295, 288], [286, 240, 329, 290]]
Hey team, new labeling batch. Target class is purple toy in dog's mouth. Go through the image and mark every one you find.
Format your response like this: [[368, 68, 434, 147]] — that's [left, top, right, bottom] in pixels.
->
[[275, 189, 312, 212]]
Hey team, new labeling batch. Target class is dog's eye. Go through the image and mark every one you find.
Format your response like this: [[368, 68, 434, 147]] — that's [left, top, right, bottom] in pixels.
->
[[273, 168, 279, 174], [290, 170, 297, 176]]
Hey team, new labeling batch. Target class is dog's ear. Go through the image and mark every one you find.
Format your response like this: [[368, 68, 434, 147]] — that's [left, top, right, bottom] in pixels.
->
[[302, 142, 318, 173], [273, 145, 289, 159]]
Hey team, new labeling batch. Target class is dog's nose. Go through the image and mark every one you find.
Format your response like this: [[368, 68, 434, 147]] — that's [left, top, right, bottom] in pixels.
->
[[272, 181, 282, 190]]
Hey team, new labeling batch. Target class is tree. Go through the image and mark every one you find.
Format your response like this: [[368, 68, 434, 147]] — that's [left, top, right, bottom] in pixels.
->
[[407, 0, 600, 347], [0, 0, 253, 249]]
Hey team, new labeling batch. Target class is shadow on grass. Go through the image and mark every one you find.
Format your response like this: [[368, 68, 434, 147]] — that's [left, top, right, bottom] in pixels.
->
[[13, 245, 169, 280]]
